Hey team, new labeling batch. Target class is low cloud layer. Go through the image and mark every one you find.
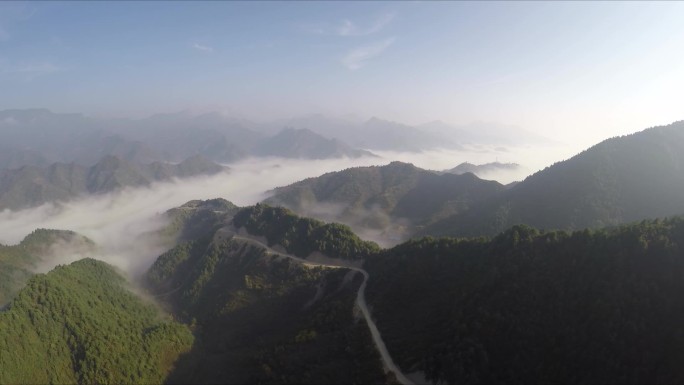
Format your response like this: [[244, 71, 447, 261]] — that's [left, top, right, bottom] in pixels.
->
[[0, 144, 571, 277], [0, 156, 384, 277]]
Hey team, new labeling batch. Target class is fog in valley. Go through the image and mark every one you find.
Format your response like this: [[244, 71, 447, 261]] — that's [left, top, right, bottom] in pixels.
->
[[0, 139, 576, 276]]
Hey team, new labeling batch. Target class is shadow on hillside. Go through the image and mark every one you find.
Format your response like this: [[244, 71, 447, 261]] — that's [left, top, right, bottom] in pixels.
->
[[163, 271, 386, 384]]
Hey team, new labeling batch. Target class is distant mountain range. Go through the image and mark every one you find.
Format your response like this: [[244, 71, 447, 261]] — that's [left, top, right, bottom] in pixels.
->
[[267, 114, 551, 152], [252, 128, 375, 159], [265, 121, 684, 241], [419, 120, 553, 146], [0, 109, 546, 170], [0, 109, 376, 168], [0, 155, 227, 210]]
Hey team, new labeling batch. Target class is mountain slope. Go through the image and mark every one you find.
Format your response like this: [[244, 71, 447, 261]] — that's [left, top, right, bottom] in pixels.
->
[[253, 128, 375, 159], [426, 121, 684, 237], [262, 114, 460, 152], [265, 161, 504, 244], [145, 210, 386, 384], [365, 217, 684, 384], [0, 109, 161, 167], [0, 155, 228, 210], [0, 258, 193, 384], [357, 117, 459, 152], [233, 204, 380, 260], [0, 229, 95, 306], [444, 162, 521, 176], [119, 112, 259, 163]]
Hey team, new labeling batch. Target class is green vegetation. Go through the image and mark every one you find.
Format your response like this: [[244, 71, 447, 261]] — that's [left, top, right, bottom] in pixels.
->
[[426, 121, 684, 237], [265, 161, 504, 241], [0, 155, 227, 210], [159, 198, 239, 244], [0, 258, 193, 384], [365, 217, 684, 384], [0, 228, 95, 305], [233, 204, 380, 260], [146, 234, 386, 384]]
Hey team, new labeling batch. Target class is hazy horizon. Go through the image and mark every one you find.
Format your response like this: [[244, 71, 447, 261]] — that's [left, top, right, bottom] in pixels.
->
[[1, 1, 683, 149]]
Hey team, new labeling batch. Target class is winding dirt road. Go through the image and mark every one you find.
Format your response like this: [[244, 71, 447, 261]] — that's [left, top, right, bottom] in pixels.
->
[[231, 233, 413, 385]]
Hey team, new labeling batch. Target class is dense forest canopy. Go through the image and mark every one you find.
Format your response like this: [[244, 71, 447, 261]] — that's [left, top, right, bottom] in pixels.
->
[[365, 217, 684, 384], [233, 204, 380, 260], [0, 258, 193, 384], [145, 230, 386, 383], [4, 189, 684, 384], [425, 121, 684, 237]]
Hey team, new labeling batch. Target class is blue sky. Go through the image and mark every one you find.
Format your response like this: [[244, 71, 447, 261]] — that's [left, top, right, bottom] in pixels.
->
[[1, 1, 683, 145]]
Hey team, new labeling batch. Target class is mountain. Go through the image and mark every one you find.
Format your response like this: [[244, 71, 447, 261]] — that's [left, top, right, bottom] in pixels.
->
[[264, 161, 504, 245], [257, 113, 360, 137], [160, 198, 241, 244], [252, 128, 375, 159], [419, 120, 552, 146], [145, 200, 386, 384], [264, 114, 461, 152], [444, 162, 521, 177], [364, 218, 684, 384], [0, 155, 228, 210], [357, 117, 459, 152], [0, 229, 95, 306], [154, 198, 684, 384], [116, 111, 262, 163], [0, 109, 160, 167], [6, 197, 684, 384], [233, 204, 380, 260], [0, 258, 193, 384], [0, 109, 260, 165], [425, 121, 684, 237], [1, 109, 389, 167]]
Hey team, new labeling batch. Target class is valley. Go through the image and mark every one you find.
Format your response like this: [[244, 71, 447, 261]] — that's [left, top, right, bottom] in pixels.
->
[[1, 2, 683, 383]]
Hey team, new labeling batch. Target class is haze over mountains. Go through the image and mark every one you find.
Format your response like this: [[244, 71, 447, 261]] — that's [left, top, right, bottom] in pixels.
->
[[0, 109, 546, 169], [425, 121, 684, 237], [5, 193, 684, 384], [443, 162, 521, 178], [265, 161, 505, 245], [0, 108, 548, 211], [3, 2, 684, 383], [265, 121, 684, 244], [0, 155, 227, 211], [2, 109, 684, 385]]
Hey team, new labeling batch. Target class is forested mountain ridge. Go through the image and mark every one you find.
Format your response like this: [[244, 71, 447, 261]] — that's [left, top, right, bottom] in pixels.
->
[[145, 200, 386, 383], [6, 197, 684, 384], [425, 121, 684, 237], [145, 232, 386, 384], [264, 161, 505, 244], [0, 258, 193, 384], [156, 199, 684, 384], [161, 198, 241, 244], [365, 216, 684, 384], [0, 229, 95, 306], [233, 204, 381, 260], [0, 154, 227, 211]]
